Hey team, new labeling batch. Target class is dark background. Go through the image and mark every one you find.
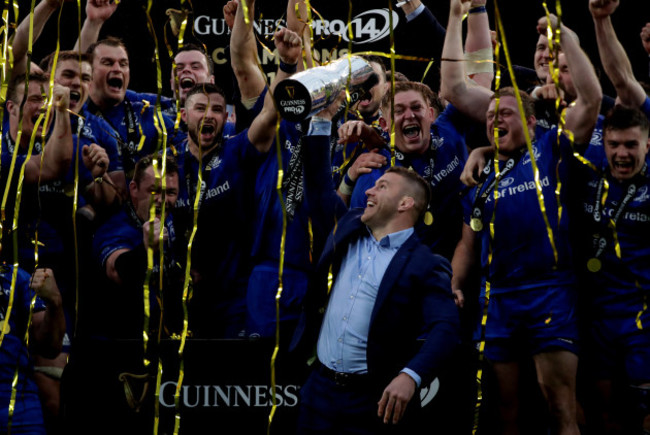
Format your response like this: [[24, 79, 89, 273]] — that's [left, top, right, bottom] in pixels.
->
[[9, 0, 650, 102]]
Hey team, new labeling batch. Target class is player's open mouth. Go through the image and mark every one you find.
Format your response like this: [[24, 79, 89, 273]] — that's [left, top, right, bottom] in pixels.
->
[[613, 161, 633, 169], [201, 124, 215, 134], [107, 77, 123, 90], [403, 124, 420, 139], [70, 91, 81, 103], [180, 77, 195, 89]]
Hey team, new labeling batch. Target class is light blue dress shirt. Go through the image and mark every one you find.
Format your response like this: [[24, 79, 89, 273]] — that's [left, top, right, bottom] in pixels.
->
[[317, 227, 421, 386], [406, 4, 425, 22]]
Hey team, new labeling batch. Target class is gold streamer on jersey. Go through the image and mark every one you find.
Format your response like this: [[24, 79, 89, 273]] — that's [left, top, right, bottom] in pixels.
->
[[471, 5, 503, 429], [501, 5, 559, 266], [268, 115, 285, 435], [636, 281, 647, 330]]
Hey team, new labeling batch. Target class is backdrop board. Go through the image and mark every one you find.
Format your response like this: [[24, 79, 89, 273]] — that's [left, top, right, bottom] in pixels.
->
[[16, 0, 650, 101]]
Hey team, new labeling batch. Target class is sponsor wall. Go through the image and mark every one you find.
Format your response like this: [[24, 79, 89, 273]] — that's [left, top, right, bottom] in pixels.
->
[[152, 339, 478, 433], [21, 1, 650, 100]]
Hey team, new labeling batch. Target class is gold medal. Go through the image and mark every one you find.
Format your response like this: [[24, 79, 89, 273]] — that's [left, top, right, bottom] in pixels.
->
[[0, 320, 10, 335], [470, 218, 483, 232], [587, 258, 602, 273], [424, 211, 434, 226]]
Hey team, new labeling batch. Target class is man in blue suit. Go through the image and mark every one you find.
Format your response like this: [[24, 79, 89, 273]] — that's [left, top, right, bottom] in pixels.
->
[[293, 106, 460, 433]]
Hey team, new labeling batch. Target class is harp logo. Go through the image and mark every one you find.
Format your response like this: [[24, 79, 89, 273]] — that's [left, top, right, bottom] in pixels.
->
[[286, 86, 296, 99]]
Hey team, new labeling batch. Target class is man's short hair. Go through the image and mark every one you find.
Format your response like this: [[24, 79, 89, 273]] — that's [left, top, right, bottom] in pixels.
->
[[40, 51, 92, 73], [183, 83, 226, 108], [381, 81, 436, 113], [132, 154, 179, 186], [490, 87, 535, 119], [360, 55, 386, 76], [385, 166, 431, 220], [176, 43, 214, 76], [86, 36, 128, 62], [603, 105, 650, 137], [7, 72, 49, 103], [386, 71, 409, 83]]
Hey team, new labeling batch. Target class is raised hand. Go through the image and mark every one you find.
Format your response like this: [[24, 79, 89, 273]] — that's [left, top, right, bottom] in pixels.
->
[[641, 23, 650, 55], [589, 0, 619, 20], [223, 0, 238, 31], [274, 27, 302, 66], [86, 0, 118, 23]]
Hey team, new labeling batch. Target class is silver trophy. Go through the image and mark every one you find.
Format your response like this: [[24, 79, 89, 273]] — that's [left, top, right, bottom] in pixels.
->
[[274, 56, 379, 122]]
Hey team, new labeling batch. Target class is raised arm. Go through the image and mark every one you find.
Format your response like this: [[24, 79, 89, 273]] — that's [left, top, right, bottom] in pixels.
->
[[464, 0, 494, 89], [11, 0, 62, 76], [590, 0, 646, 108], [440, 0, 493, 122], [540, 15, 602, 143], [247, 28, 301, 154], [230, 0, 267, 101], [287, 0, 314, 70], [74, 0, 118, 52]]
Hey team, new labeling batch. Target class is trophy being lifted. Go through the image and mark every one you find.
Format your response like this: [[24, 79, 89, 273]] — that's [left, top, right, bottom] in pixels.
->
[[273, 56, 379, 122]]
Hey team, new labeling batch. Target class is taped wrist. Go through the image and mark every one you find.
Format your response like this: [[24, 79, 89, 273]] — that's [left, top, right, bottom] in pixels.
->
[[464, 48, 494, 75]]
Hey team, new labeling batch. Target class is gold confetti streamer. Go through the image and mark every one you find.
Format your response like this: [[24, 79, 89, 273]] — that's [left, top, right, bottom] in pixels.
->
[[143, 2, 173, 432], [495, 1, 558, 264], [268, 117, 284, 435], [636, 282, 646, 330]]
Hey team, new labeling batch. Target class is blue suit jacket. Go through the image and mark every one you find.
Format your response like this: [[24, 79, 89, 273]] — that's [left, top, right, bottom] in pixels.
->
[[293, 134, 460, 388]]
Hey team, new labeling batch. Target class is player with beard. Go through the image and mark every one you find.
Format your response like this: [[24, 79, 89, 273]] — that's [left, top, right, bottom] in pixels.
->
[[443, 1, 602, 432], [170, 27, 303, 338]]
